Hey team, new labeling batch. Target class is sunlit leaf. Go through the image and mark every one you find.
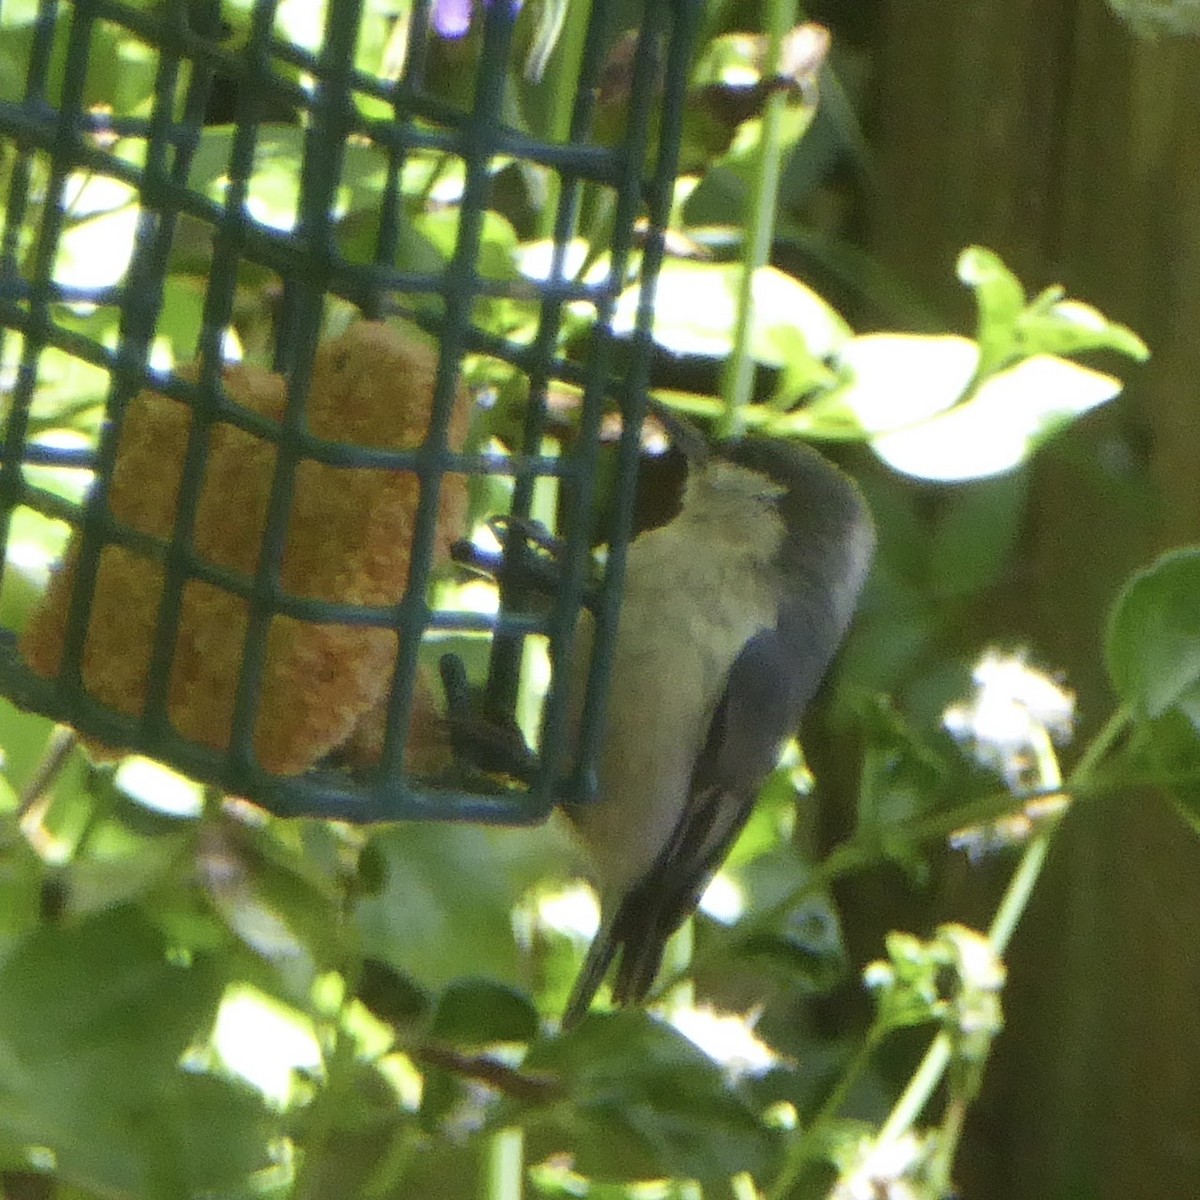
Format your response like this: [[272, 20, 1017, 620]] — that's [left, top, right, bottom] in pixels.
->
[[871, 355, 1123, 481], [0, 0, 42, 27], [693, 31, 775, 89], [417, 208, 519, 281], [718, 102, 819, 183], [613, 261, 849, 365], [957, 247, 1022, 297], [1107, 0, 1200, 38], [54, 182, 139, 291], [210, 982, 322, 1106], [958, 245, 1026, 377], [23, 430, 93, 506], [805, 334, 977, 437]]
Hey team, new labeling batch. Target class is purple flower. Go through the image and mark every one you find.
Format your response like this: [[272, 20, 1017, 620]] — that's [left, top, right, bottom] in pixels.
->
[[431, 0, 522, 40], [431, 0, 473, 37]]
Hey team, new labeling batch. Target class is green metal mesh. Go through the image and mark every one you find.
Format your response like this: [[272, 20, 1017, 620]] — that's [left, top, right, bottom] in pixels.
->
[[0, 0, 703, 822]]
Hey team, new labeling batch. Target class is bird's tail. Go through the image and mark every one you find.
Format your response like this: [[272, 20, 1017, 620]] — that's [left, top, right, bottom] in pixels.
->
[[560, 922, 619, 1029], [561, 889, 680, 1028]]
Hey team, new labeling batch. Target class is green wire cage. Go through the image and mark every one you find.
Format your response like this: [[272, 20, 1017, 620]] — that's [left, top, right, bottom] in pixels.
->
[[0, 0, 704, 823]]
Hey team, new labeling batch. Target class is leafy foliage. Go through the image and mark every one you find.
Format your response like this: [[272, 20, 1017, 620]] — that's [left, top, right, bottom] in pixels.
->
[[0, 2, 1187, 1199]]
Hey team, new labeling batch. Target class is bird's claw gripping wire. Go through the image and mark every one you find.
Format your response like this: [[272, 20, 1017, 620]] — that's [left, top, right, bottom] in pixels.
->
[[450, 514, 579, 601], [437, 652, 539, 784]]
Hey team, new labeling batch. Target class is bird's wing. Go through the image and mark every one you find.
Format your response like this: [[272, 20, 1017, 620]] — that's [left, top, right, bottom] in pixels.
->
[[562, 625, 801, 1026], [610, 625, 803, 1004]]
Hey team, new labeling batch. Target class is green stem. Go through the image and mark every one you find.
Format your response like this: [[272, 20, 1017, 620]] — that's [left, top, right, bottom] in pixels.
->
[[988, 818, 1054, 955], [718, 0, 797, 439], [734, 784, 1063, 953], [808, 1029, 880, 1135], [363, 1127, 422, 1198], [292, 1017, 360, 1199], [650, 778, 1087, 1007], [732, 1171, 762, 1200], [654, 730, 1158, 1012], [930, 1096, 969, 1197], [767, 1030, 882, 1200], [987, 724, 1063, 952], [16, 725, 77, 821], [535, 0, 592, 240], [875, 1031, 954, 1146], [866, 704, 1136, 1162], [482, 1128, 525, 1200], [1070, 704, 1133, 784]]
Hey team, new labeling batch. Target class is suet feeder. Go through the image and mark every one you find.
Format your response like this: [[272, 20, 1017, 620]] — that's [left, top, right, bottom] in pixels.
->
[[0, 0, 704, 821]]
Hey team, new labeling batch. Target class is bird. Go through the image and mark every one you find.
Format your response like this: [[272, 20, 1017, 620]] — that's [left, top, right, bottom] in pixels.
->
[[561, 436, 875, 1026]]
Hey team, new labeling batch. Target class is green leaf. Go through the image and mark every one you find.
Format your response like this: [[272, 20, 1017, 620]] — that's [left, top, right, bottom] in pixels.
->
[[766, 326, 841, 410], [715, 102, 819, 188], [0, 0, 41, 26], [806, 334, 977, 437], [1016, 296, 1150, 363], [523, 0, 569, 82], [0, 13, 159, 111], [188, 817, 365, 1006], [83, 23, 160, 114], [0, 723, 56, 829], [0, 906, 239, 1196], [871, 354, 1123, 481], [288, 1059, 417, 1197], [730, 868, 848, 995], [62, 822, 194, 919], [187, 125, 389, 235], [357, 958, 431, 1026], [1106, 547, 1200, 723], [0, 816, 43, 939], [613, 261, 850, 365], [0, 907, 220, 1085], [841, 692, 997, 870], [54, 186, 139, 291], [355, 821, 572, 992], [958, 245, 1026, 378], [144, 1072, 277, 1195], [1109, 0, 1200, 35], [416, 207, 519, 282], [429, 979, 539, 1046], [519, 1012, 780, 1186], [1131, 709, 1200, 829], [692, 31, 774, 90], [959, 246, 1150, 380]]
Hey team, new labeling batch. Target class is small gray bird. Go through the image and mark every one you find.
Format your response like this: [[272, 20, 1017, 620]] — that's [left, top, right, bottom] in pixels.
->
[[563, 436, 875, 1027]]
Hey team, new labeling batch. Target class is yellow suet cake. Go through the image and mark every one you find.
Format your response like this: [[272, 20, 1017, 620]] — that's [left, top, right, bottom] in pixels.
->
[[21, 321, 468, 776]]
